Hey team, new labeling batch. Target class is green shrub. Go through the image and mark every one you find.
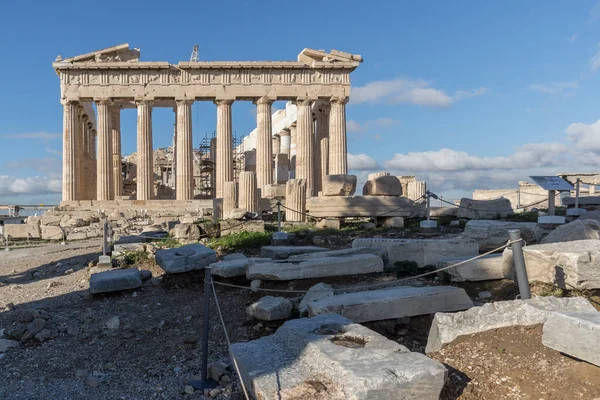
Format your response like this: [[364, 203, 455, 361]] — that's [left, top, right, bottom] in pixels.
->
[[122, 251, 150, 266], [207, 231, 272, 251]]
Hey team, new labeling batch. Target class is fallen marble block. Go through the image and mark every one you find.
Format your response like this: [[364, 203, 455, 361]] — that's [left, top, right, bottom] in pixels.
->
[[306, 195, 425, 218], [457, 197, 513, 220], [438, 254, 510, 282], [308, 286, 473, 323], [230, 314, 447, 399], [89, 268, 142, 294], [542, 311, 600, 367], [426, 296, 595, 353], [288, 246, 390, 268], [247, 296, 293, 321], [298, 283, 334, 315], [541, 218, 600, 244], [260, 246, 329, 260], [461, 220, 537, 252], [352, 238, 478, 267], [155, 243, 217, 274], [209, 258, 248, 278], [247, 254, 384, 281]]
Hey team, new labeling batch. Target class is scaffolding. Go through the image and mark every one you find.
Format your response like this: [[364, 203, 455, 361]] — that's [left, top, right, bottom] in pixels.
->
[[196, 131, 216, 198], [233, 130, 246, 183]]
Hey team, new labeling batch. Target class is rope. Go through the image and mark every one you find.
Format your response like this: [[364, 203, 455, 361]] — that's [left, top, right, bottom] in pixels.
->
[[210, 281, 251, 400], [213, 239, 522, 294]]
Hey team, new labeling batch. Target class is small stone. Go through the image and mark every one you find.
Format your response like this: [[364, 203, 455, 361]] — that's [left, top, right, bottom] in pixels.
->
[[76, 369, 88, 378], [209, 388, 220, 398], [250, 280, 262, 292], [220, 374, 231, 384], [6, 328, 25, 341], [47, 281, 62, 289], [478, 291, 492, 299], [35, 329, 52, 342], [253, 323, 263, 332], [184, 385, 195, 395], [27, 318, 46, 335], [86, 375, 102, 388], [5, 303, 15, 311], [0, 338, 19, 352], [208, 362, 228, 381], [65, 269, 75, 275], [183, 336, 197, 345], [18, 311, 34, 323], [132, 292, 137, 297], [67, 323, 79, 336], [105, 316, 120, 330], [32, 309, 51, 320]]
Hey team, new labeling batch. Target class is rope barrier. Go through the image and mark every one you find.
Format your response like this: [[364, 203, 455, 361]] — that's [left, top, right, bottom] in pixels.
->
[[213, 239, 522, 294]]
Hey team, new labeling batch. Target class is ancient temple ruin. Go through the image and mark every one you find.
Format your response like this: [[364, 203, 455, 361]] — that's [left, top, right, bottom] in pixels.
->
[[54, 43, 362, 204]]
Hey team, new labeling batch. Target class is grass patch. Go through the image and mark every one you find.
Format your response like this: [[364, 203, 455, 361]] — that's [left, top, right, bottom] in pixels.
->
[[149, 237, 181, 249], [207, 231, 272, 251], [122, 251, 150, 266]]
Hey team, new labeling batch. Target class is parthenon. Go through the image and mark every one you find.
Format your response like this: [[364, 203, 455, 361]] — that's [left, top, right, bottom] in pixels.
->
[[53, 44, 363, 204]]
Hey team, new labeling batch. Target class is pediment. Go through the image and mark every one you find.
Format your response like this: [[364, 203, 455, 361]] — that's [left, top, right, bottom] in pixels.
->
[[298, 48, 363, 64], [56, 43, 140, 63]]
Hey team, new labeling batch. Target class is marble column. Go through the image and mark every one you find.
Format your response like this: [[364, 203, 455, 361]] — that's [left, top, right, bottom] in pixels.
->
[[272, 134, 281, 156], [590, 184, 596, 195], [136, 100, 154, 200], [210, 138, 216, 198], [314, 103, 330, 196], [89, 129, 97, 199], [295, 99, 315, 196], [172, 108, 177, 190], [176, 99, 194, 200], [285, 179, 306, 222], [223, 181, 237, 219], [75, 108, 85, 200], [239, 171, 258, 213], [61, 100, 79, 201], [82, 120, 90, 200], [96, 99, 113, 201], [289, 124, 297, 178], [215, 100, 233, 199], [328, 96, 348, 175], [111, 105, 122, 199], [279, 128, 291, 157], [254, 96, 273, 192]]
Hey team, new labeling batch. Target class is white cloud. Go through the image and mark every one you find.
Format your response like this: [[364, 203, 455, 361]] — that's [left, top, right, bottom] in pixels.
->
[[526, 81, 578, 96], [347, 118, 400, 133], [1, 132, 61, 140], [566, 119, 600, 153], [454, 87, 490, 101], [569, 33, 579, 42], [0, 175, 62, 197], [45, 147, 61, 156], [347, 153, 379, 170], [351, 78, 453, 108], [590, 42, 600, 72]]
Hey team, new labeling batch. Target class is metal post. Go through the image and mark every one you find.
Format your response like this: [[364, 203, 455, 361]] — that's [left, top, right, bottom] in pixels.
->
[[548, 190, 556, 216], [508, 230, 531, 300], [102, 220, 108, 256], [575, 179, 581, 209], [277, 201, 282, 232], [190, 266, 218, 390], [426, 191, 431, 221]]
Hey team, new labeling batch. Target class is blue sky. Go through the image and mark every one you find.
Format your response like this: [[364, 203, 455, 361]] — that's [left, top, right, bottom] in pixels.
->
[[2, 0, 600, 204]]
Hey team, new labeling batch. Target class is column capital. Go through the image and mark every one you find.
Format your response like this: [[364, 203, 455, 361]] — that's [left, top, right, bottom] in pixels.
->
[[253, 96, 274, 106], [135, 99, 154, 107], [95, 98, 112, 106], [175, 98, 194, 106], [214, 99, 234, 106], [279, 128, 291, 137], [294, 98, 314, 107], [316, 103, 331, 114], [110, 104, 122, 113], [330, 96, 349, 105], [60, 98, 80, 106]]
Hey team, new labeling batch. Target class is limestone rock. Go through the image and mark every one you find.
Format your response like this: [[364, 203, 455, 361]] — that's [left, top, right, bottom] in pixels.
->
[[578, 210, 600, 222], [169, 223, 201, 240], [230, 314, 447, 399], [462, 220, 536, 252], [298, 283, 334, 315], [425, 296, 595, 353], [352, 238, 478, 267], [457, 197, 513, 220], [0, 339, 19, 352], [219, 220, 264, 237], [542, 311, 600, 367], [106, 316, 120, 330], [26, 216, 41, 225], [541, 218, 600, 244], [289, 247, 390, 269], [378, 216, 405, 228], [89, 269, 142, 294], [322, 174, 357, 196], [260, 246, 329, 260], [362, 175, 403, 196], [40, 212, 64, 226], [222, 253, 247, 261], [4, 224, 40, 240], [309, 286, 473, 323], [247, 296, 293, 321], [41, 225, 64, 241], [315, 218, 341, 230], [438, 254, 510, 282], [26, 318, 46, 336], [209, 259, 248, 278], [155, 244, 217, 274], [533, 224, 555, 243], [519, 240, 600, 289], [247, 254, 383, 281]]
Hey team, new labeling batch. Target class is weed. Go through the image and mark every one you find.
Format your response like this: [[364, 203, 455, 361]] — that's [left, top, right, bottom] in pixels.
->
[[207, 231, 272, 251], [122, 251, 150, 266]]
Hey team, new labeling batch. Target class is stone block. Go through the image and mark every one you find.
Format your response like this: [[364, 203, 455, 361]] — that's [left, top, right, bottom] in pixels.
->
[[289, 247, 390, 269], [378, 216, 404, 228], [352, 238, 479, 267], [368, 171, 390, 180], [219, 219, 264, 237], [541, 218, 600, 244], [438, 254, 509, 282], [41, 225, 63, 240], [260, 245, 329, 259], [462, 220, 537, 252], [308, 286, 473, 323], [566, 208, 587, 216], [420, 220, 438, 228], [322, 174, 357, 196], [247, 296, 293, 321], [209, 258, 248, 278], [222, 253, 247, 261], [4, 224, 40, 239], [578, 210, 600, 222], [89, 269, 142, 294], [169, 223, 201, 240], [298, 283, 334, 315], [248, 254, 383, 281], [457, 197, 513, 220], [112, 243, 145, 257], [426, 296, 595, 353], [519, 240, 600, 289], [315, 218, 340, 230], [26, 216, 41, 226], [538, 215, 565, 224], [66, 231, 87, 241], [230, 314, 447, 400], [155, 244, 217, 274], [362, 175, 403, 196], [306, 195, 425, 218], [271, 231, 289, 245], [262, 184, 286, 198], [533, 224, 555, 243], [542, 312, 600, 367]]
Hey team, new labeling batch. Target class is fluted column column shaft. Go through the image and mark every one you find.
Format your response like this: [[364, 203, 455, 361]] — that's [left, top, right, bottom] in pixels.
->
[[82, 123, 90, 200], [255, 97, 273, 192], [111, 106, 122, 199], [176, 99, 193, 200], [215, 100, 233, 199], [223, 181, 237, 219], [280, 129, 291, 157], [136, 100, 154, 200], [329, 97, 348, 175], [315, 104, 330, 196], [62, 100, 78, 201], [96, 100, 113, 201], [272, 134, 281, 155], [75, 108, 85, 200], [295, 100, 315, 196], [239, 171, 258, 213], [285, 179, 306, 222]]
